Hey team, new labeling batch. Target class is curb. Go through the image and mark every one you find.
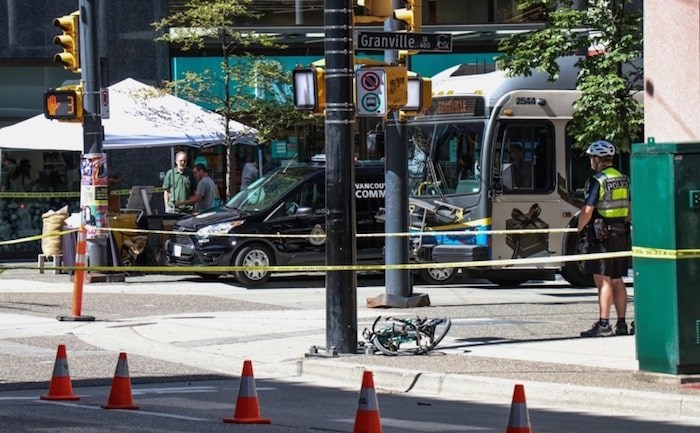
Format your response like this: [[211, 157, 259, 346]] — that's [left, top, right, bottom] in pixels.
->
[[299, 359, 700, 420]]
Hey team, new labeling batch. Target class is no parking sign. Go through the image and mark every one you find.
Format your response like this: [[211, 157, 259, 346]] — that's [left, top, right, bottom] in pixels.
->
[[356, 69, 386, 116], [356, 66, 408, 117]]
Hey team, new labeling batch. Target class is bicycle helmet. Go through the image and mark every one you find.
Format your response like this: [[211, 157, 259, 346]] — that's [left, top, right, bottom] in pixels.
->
[[586, 140, 616, 157]]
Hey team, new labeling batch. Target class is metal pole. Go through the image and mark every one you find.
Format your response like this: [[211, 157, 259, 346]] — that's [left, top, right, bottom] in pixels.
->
[[383, 3, 411, 298], [384, 112, 411, 297], [79, 0, 108, 272], [367, 0, 428, 308], [324, 0, 357, 354], [80, 0, 102, 155]]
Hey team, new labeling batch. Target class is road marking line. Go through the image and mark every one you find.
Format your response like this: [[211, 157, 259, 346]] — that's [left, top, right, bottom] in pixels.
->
[[36, 400, 208, 421]]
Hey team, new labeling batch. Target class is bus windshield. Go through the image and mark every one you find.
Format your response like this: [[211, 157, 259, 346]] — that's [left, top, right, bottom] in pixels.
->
[[407, 120, 484, 197]]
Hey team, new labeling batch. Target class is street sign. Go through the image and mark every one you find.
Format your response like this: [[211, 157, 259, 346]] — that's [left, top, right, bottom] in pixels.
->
[[100, 88, 110, 119], [355, 31, 452, 52], [356, 67, 408, 117], [357, 69, 386, 116]]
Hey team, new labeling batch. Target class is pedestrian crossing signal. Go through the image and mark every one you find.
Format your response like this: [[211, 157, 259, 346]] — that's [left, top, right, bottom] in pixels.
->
[[44, 87, 83, 122]]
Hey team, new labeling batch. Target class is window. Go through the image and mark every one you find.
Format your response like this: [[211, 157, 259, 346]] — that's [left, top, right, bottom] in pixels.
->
[[494, 122, 555, 194], [407, 121, 484, 197], [284, 179, 325, 216], [565, 124, 632, 198]]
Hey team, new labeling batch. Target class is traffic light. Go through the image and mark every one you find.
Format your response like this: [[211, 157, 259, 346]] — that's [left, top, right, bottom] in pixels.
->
[[393, 0, 422, 32], [53, 11, 80, 73], [44, 84, 83, 122], [356, 0, 393, 24], [292, 66, 325, 113]]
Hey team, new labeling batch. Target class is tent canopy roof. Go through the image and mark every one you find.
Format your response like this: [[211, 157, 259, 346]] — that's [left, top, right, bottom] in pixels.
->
[[0, 78, 254, 151]]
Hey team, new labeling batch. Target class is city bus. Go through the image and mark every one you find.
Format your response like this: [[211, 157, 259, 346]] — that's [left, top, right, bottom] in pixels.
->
[[404, 56, 635, 287]]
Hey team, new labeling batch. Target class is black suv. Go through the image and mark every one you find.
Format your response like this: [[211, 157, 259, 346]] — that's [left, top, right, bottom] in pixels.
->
[[165, 161, 487, 286], [165, 162, 387, 285]]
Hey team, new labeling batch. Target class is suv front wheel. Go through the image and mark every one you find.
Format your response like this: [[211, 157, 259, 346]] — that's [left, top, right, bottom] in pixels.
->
[[233, 244, 274, 286], [417, 267, 458, 285]]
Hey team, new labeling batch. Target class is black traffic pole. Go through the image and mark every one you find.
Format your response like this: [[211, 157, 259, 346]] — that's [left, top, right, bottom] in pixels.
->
[[383, 2, 411, 303], [324, 0, 357, 354], [79, 0, 110, 275], [367, 0, 429, 308], [80, 0, 102, 155]]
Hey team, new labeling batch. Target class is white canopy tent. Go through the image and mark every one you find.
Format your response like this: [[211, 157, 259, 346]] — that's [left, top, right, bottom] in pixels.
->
[[0, 78, 254, 151]]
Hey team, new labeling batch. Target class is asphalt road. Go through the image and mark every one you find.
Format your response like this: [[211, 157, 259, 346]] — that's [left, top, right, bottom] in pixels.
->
[[1, 264, 699, 432]]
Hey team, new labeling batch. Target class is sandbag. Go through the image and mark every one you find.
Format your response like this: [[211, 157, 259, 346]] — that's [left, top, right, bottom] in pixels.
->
[[41, 205, 70, 256]]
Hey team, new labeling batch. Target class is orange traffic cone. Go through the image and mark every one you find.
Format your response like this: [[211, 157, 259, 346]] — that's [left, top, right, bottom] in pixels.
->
[[505, 384, 532, 433], [352, 371, 382, 433], [102, 352, 139, 410], [223, 360, 271, 424], [41, 344, 80, 401]]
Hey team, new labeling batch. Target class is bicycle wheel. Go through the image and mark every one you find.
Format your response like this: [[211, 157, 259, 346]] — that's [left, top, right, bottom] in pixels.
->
[[370, 316, 404, 356], [417, 318, 451, 353], [431, 318, 451, 348], [371, 333, 401, 356]]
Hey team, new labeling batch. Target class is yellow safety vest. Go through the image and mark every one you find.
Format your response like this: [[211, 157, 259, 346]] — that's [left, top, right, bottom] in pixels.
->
[[592, 167, 630, 219]]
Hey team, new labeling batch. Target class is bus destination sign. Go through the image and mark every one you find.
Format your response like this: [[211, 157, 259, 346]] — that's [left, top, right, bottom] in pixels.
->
[[355, 31, 452, 52]]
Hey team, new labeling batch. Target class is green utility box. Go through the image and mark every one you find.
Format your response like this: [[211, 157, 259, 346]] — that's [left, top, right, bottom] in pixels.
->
[[632, 138, 700, 374]]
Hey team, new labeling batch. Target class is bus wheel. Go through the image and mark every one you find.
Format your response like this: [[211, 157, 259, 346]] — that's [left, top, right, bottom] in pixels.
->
[[561, 262, 594, 287], [561, 231, 594, 288], [487, 277, 527, 287], [233, 244, 273, 287], [418, 267, 458, 285]]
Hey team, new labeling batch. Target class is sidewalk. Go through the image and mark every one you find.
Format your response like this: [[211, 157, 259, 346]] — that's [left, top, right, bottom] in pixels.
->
[[1, 267, 700, 422]]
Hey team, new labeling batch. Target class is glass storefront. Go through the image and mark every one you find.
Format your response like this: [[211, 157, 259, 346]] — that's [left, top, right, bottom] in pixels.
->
[[0, 150, 81, 259]]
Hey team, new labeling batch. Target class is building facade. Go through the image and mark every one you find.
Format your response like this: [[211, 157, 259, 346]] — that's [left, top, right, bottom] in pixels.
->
[[0, 0, 543, 258]]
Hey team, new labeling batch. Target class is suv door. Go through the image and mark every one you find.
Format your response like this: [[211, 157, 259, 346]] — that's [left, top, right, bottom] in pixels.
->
[[354, 172, 386, 259], [264, 176, 327, 264]]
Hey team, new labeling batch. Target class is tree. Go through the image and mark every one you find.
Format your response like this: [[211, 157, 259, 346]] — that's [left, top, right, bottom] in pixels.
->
[[497, 0, 643, 152], [152, 0, 316, 198]]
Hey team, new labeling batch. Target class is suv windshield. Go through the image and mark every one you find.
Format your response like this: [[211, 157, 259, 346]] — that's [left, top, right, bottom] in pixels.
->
[[225, 165, 317, 213]]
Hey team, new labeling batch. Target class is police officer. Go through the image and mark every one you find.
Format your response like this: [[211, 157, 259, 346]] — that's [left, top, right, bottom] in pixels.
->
[[577, 140, 632, 337]]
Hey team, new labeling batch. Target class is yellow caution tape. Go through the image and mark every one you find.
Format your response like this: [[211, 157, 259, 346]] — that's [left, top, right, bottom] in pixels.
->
[[0, 250, 631, 274], [632, 246, 700, 259], [98, 226, 578, 239], [0, 188, 166, 199], [7, 234, 697, 274], [110, 187, 166, 196], [0, 229, 78, 246], [0, 225, 580, 245], [0, 191, 79, 199]]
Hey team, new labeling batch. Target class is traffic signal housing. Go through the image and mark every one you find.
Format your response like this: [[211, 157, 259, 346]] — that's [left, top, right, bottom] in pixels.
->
[[44, 84, 84, 122], [356, 0, 393, 24], [394, 0, 422, 32], [402, 75, 432, 114], [53, 11, 80, 73], [292, 66, 326, 113]]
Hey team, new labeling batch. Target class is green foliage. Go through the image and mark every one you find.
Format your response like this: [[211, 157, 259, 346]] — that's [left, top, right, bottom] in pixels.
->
[[152, 0, 318, 195], [152, 0, 271, 51], [497, 0, 643, 152]]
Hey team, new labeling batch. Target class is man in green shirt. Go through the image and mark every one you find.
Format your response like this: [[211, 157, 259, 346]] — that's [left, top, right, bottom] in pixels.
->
[[163, 150, 196, 214]]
